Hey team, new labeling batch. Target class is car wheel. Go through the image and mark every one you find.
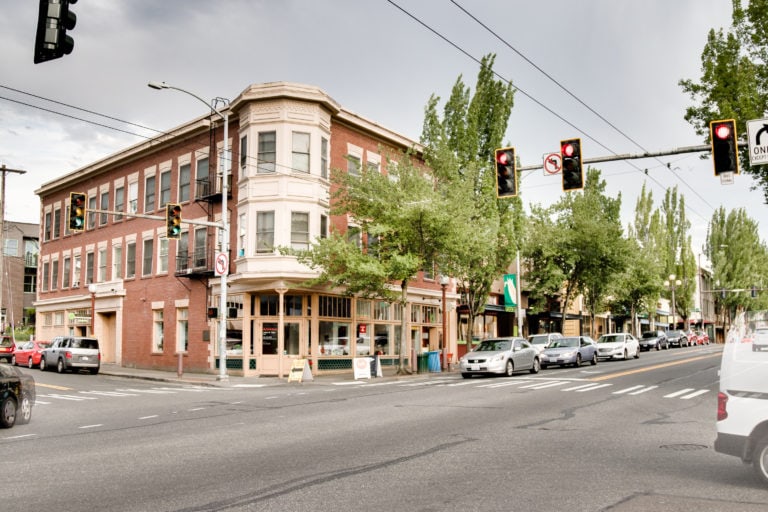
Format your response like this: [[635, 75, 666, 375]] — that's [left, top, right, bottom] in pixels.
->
[[39, 357, 47, 371], [541, 363, 548, 370], [529, 358, 540, 374], [11, 355, 16, 366], [590, 353, 597, 365], [57, 358, 66, 374], [655, 343, 661, 351], [623, 349, 628, 360], [505, 360, 515, 377], [0, 396, 16, 428], [89, 367, 99, 375], [634, 348, 640, 359], [17, 393, 32, 425], [574, 354, 582, 367], [752, 435, 768, 485], [27, 357, 34, 369]]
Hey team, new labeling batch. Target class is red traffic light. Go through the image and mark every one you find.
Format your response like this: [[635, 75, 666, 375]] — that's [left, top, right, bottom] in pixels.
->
[[496, 151, 511, 165], [562, 142, 576, 158], [714, 123, 732, 140]]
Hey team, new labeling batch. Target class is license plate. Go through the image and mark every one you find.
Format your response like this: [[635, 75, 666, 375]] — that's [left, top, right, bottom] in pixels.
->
[[470, 366, 479, 371], [82, 356, 90, 361]]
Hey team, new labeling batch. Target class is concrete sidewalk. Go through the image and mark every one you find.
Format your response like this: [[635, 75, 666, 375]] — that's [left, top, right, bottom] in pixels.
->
[[98, 363, 454, 387]]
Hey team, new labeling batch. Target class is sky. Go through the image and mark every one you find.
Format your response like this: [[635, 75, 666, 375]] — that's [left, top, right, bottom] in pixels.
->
[[0, 0, 761, 259]]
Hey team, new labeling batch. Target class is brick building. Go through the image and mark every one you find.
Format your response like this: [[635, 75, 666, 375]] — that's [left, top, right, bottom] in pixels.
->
[[34, 82, 455, 375], [1, 220, 38, 331]]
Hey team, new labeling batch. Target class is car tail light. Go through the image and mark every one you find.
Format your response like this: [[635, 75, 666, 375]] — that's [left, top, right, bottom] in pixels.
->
[[65, 351, 73, 359], [717, 391, 728, 421]]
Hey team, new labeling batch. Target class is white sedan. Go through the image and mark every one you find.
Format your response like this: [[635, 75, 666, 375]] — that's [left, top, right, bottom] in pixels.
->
[[596, 333, 640, 360]]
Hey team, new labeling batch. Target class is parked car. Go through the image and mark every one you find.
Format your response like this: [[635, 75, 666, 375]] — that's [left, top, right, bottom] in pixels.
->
[[459, 337, 540, 378], [666, 329, 690, 348], [0, 363, 35, 428], [12, 341, 51, 368], [639, 330, 669, 351], [753, 328, 768, 352], [540, 336, 598, 368], [695, 330, 711, 345], [40, 336, 100, 374], [595, 333, 640, 360], [685, 330, 698, 346], [527, 332, 563, 355], [716, 311, 768, 485], [0, 337, 15, 363]]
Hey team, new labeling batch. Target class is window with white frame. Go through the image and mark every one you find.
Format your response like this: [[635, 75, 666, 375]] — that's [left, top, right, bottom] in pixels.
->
[[152, 309, 163, 353], [291, 212, 310, 250], [113, 245, 122, 280], [114, 185, 124, 221], [367, 153, 381, 173], [177, 308, 189, 352], [3, 239, 18, 257], [257, 131, 276, 173], [73, 255, 81, 286], [100, 191, 109, 226], [128, 181, 138, 214], [143, 238, 154, 276], [160, 169, 171, 207], [51, 260, 59, 290], [239, 213, 246, 257], [196, 156, 209, 185], [145, 175, 156, 212], [85, 252, 94, 284], [159, 238, 168, 273], [63, 256, 71, 288], [320, 214, 328, 239], [53, 208, 61, 238], [88, 195, 97, 229], [126, 242, 136, 278], [193, 228, 206, 268], [239, 134, 248, 177], [179, 163, 191, 203], [256, 211, 275, 253], [292, 132, 310, 173], [320, 137, 328, 179], [41, 262, 49, 292], [347, 155, 361, 176], [98, 248, 107, 282]]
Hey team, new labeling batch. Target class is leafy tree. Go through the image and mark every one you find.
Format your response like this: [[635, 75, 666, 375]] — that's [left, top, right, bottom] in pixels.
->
[[679, 0, 768, 200], [659, 187, 695, 327], [421, 54, 522, 344]]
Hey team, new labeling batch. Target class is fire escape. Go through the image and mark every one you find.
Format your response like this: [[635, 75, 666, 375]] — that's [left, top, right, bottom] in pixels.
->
[[176, 104, 232, 278]]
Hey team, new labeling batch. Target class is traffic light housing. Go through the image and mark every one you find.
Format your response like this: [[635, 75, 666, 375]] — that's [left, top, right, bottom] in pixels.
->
[[494, 147, 517, 198], [560, 138, 584, 191], [710, 119, 739, 176], [34, 0, 77, 64], [69, 192, 86, 231], [166, 203, 182, 239]]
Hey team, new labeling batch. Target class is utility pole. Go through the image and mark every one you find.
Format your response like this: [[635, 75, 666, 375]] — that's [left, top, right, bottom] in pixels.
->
[[0, 165, 28, 334]]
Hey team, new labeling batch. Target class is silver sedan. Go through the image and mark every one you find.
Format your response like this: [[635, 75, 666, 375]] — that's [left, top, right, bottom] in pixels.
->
[[459, 337, 541, 378]]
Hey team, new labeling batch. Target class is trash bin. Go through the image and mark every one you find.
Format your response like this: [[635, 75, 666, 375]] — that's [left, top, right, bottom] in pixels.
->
[[417, 353, 429, 373], [427, 350, 441, 373]]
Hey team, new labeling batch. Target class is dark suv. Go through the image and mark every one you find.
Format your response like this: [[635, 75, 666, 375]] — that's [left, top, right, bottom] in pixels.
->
[[40, 336, 100, 374]]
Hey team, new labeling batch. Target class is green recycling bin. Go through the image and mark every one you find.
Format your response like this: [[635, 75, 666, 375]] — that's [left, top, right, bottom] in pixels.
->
[[417, 353, 429, 373]]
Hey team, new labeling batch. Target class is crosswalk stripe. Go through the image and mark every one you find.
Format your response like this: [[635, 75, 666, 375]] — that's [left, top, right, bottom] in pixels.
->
[[477, 380, 534, 388], [664, 388, 695, 398], [521, 381, 568, 390], [562, 382, 608, 392], [574, 383, 612, 392], [613, 385, 646, 394], [39, 393, 98, 401], [680, 389, 709, 399], [80, 390, 139, 397], [629, 386, 658, 395]]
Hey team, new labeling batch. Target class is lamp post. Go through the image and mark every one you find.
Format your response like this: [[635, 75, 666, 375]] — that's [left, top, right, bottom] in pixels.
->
[[664, 274, 682, 330], [148, 81, 230, 382], [440, 274, 449, 369], [88, 283, 97, 335]]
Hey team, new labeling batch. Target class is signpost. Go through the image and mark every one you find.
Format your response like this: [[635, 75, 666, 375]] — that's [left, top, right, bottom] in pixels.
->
[[747, 118, 768, 166]]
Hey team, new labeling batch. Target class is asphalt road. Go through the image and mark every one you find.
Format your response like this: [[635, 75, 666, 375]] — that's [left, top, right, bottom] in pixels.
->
[[4, 344, 768, 512]]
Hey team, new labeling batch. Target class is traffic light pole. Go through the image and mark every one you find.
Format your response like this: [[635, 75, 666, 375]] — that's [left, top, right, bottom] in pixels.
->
[[518, 142, 747, 172]]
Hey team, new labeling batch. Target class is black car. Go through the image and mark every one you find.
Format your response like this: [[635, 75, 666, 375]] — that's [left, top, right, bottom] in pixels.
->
[[666, 329, 689, 348], [0, 363, 35, 428], [639, 330, 669, 351]]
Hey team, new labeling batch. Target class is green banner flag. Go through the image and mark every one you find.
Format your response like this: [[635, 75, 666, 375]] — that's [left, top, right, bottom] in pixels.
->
[[504, 274, 518, 311]]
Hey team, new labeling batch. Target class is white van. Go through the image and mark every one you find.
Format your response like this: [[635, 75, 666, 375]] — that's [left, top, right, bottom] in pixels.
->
[[715, 311, 768, 484]]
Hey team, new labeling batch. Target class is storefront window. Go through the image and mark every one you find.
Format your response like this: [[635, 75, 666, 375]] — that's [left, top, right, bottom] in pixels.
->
[[374, 324, 390, 355], [356, 323, 372, 355], [285, 323, 300, 355], [319, 321, 350, 356], [262, 322, 277, 354]]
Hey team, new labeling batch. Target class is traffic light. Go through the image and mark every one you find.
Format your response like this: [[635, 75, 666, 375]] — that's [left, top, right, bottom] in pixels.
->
[[69, 192, 86, 231], [166, 203, 182, 239], [709, 119, 739, 176], [560, 138, 584, 191], [34, 0, 77, 64], [494, 147, 517, 198]]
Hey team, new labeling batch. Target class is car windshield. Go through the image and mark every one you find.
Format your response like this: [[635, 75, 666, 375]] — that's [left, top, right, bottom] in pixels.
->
[[476, 340, 511, 352], [598, 335, 623, 343], [72, 338, 98, 349], [549, 338, 578, 348], [641, 332, 658, 339], [0, 339, 12, 348], [528, 335, 549, 345]]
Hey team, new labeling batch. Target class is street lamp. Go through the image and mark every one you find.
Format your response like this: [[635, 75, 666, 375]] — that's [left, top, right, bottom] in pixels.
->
[[440, 274, 449, 369], [664, 274, 682, 330], [148, 81, 231, 382]]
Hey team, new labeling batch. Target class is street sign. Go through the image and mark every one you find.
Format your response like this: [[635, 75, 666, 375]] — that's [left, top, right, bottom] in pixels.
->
[[747, 118, 768, 166], [214, 252, 228, 276], [543, 153, 562, 175]]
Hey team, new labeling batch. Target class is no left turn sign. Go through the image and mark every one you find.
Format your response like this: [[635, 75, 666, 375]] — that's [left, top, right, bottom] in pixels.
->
[[543, 153, 562, 175]]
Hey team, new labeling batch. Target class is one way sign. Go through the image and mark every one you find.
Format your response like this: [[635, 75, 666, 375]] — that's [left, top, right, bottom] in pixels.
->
[[747, 118, 768, 166]]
